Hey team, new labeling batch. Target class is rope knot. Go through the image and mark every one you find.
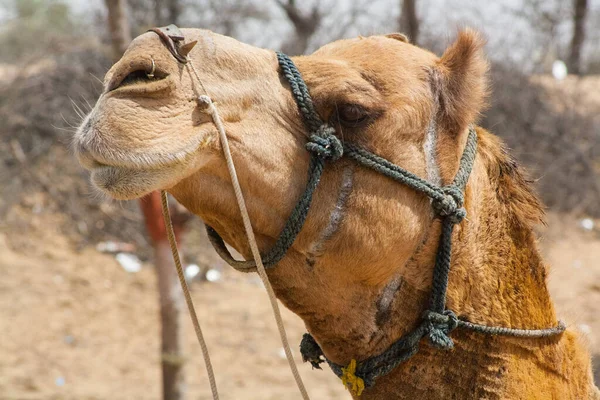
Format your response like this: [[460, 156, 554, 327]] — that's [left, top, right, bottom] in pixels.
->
[[305, 125, 343, 161], [299, 333, 325, 370], [432, 186, 466, 224], [423, 309, 459, 349], [341, 359, 365, 397]]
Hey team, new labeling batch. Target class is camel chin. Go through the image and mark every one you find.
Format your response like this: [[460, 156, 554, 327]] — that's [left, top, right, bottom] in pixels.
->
[[89, 165, 172, 200]]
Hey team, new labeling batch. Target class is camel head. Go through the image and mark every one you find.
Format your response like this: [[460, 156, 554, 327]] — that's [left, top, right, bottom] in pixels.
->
[[75, 26, 497, 390], [76, 24, 490, 343], [75, 27, 488, 277]]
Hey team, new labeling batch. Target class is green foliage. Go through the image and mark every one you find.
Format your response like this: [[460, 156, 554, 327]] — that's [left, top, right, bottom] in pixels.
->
[[0, 0, 82, 62], [15, 0, 45, 18]]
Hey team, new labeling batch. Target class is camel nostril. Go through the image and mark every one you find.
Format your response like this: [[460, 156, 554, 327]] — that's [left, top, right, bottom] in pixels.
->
[[112, 69, 167, 91]]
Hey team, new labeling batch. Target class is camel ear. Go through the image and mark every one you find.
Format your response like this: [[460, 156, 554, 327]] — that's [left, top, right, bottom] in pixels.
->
[[385, 33, 409, 43], [434, 29, 489, 134]]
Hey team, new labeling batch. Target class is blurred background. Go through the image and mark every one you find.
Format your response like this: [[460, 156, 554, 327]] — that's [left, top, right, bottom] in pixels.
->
[[0, 0, 599, 399]]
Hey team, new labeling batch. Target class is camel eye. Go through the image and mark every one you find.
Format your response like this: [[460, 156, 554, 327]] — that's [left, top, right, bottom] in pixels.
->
[[337, 104, 368, 126]]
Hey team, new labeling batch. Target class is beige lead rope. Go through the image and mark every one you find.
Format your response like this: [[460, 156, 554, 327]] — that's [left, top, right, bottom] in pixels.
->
[[159, 61, 311, 399], [160, 191, 220, 399], [202, 96, 311, 400]]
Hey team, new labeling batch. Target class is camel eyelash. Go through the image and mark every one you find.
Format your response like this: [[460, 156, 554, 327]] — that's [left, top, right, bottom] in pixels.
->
[[332, 103, 379, 129]]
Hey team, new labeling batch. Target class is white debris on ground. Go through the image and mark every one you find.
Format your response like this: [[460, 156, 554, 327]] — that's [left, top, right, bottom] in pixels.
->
[[277, 347, 287, 360], [185, 264, 201, 280], [580, 218, 595, 231], [552, 60, 567, 81], [205, 269, 222, 282], [96, 241, 136, 253], [115, 253, 142, 273]]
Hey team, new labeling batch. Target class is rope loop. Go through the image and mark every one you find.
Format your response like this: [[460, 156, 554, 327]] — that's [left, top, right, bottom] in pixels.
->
[[422, 309, 459, 349], [300, 333, 326, 369], [432, 186, 466, 224], [305, 125, 343, 161]]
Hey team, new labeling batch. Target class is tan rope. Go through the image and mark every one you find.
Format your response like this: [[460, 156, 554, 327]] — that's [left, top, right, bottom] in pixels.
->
[[186, 60, 311, 399], [160, 190, 220, 400]]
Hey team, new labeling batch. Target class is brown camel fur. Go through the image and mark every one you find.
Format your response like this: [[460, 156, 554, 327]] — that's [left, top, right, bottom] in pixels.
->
[[74, 28, 600, 399]]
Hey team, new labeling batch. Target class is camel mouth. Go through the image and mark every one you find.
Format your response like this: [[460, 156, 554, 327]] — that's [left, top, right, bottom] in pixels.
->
[[75, 137, 186, 200], [74, 125, 206, 173], [75, 123, 216, 200], [76, 142, 192, 172]]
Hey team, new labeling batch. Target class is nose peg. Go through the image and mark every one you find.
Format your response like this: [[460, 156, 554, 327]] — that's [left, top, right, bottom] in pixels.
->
[[148, 24, 196, 63], [178, 40, 198, 59]]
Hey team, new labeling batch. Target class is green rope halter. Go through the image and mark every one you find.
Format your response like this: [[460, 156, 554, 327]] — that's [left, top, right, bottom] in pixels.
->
[[206, 51, 566, 390]]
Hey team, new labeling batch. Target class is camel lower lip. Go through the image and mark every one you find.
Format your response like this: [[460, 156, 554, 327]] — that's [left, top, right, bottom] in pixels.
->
[[90, 165, 147, 199], [91, 165, 129, 188], [76, 136, 186, 173], [89, 163, 180, 200]]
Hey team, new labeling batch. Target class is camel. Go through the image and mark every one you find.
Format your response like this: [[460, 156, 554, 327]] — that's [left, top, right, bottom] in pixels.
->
[[74, 26, 600, 399]]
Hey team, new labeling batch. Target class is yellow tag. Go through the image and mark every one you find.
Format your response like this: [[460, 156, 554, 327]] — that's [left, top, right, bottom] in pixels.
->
[[341, 359, 365, 396]]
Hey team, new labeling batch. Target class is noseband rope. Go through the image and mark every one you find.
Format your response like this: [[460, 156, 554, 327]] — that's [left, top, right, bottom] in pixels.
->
[[152, 25, 565, 398]]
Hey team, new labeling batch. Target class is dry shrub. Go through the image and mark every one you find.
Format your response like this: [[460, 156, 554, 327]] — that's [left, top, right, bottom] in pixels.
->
[[0, 45, 151, 253], [482, 63, 600, 216]]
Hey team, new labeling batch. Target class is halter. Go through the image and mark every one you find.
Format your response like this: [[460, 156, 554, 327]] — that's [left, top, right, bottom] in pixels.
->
[[205, 52, 566, 392], [151, 25, 566, 396]]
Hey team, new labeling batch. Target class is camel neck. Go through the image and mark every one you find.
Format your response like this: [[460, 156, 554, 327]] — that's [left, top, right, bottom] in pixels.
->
[[442, 136, 557, 332], [270, 134, 561, 392], [270, 185, 576, 398], [324, 209, 584, 399]]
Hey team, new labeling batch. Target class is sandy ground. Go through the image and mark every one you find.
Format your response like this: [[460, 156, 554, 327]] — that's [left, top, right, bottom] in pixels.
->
[[0, 212, 346, 400], [0, 212, 599, 400]]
